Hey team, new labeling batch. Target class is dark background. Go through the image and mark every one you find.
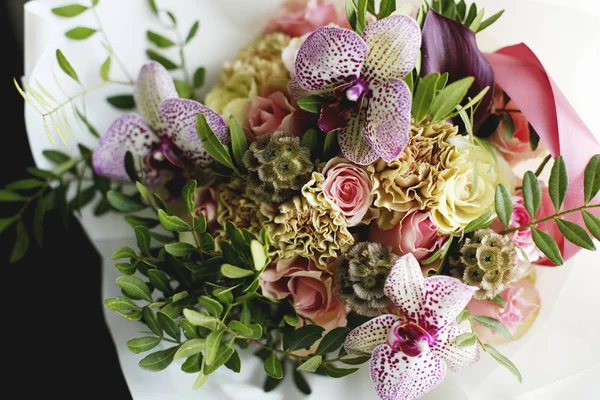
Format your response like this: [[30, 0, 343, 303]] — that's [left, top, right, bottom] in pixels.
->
[[1, 1, 132, 398]]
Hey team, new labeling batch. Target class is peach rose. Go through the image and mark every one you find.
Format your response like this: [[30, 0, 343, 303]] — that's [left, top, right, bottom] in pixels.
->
[[264, 0, 349, 38], [244, 91, 295, 140], [259, 256, 347, 331], [369, 209, 447, 261], [321, 157, 373, 226]]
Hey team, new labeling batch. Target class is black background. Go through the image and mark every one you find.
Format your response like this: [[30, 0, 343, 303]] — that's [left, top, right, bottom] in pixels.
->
[[0, 1, 132, 398]]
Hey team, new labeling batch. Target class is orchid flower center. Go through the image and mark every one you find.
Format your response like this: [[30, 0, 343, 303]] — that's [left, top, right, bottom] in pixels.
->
[[387, 321, 433, 357], [148, 135, 184, 169], [345, 79, 369, 103]]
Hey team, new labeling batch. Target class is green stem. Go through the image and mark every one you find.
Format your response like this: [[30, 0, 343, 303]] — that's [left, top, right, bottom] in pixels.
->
[[92, 6, 135, 83], [534, 154, 552, 178], [173, 26, 191, 85], [500, 203, 600, 234], [42, 80, 129, 118]]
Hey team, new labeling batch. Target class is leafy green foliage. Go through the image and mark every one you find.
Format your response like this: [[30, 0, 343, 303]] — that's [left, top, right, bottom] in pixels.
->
[[484, 345, 522, 383], [549, 155, 568, 212], [494, 184, 513, 228], [429, 0, 505, 33]]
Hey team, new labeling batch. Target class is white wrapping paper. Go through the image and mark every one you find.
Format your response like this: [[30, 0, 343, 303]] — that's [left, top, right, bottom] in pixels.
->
[[23, 1, 600, 398]]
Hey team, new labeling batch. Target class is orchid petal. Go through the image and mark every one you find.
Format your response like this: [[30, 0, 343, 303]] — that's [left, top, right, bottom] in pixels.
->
[[92, 114, 159, 183], [371, 344, 446, 400], [337, 110, 379, 165], [159, 99, 230, 169], [134, 61, 178, 131], [419, 276, 477, 333], [431, 325, 481, 373], [421, 10, 494, 126], [361, 15, 421, 85], [295, 26, 367, 92], [344, 314, 402, 356], [384, 254, 425, 320], [364, 79, 411, 162]]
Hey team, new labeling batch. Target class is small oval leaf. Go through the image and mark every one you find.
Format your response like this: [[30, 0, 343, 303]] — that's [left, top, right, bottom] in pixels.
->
[[531, 227, 564, 266], [556, 219, 596, 251], [494, 184, 513, 228], [549, 155, 568, 212]]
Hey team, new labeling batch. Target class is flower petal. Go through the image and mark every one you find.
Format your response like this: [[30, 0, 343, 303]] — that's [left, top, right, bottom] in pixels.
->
[[337, 109, 379, 165], [92, 114, 159, 183], [431, 325, 481, 373], [344, 314, 402, 356], [134, 61, 178, 131], [364, 79, 411, 162], [384, 253, 425, 320], [295, 26, 367, 92], [159, 99, 230, 169], [361, 15, 421, 85], [421, 10, 495, 127], [419, 276, 477, 332], [371, 344, 446, 400]]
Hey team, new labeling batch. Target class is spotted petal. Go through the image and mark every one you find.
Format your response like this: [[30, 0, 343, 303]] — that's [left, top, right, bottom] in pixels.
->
[[361, 15, 421, 86], [364, 79, 411, 162], [344, 314, 402, 356], [159, 99, 230, 169], [431, 325, 481, 373], [419, 276, 477, 332], [384, 254, 425, 321], [295, 26, 367, 92], [337, 110, 379, 165], [92, 114, 159, 183], [134, 61, 178, 131], [371, 344, 446, 400]]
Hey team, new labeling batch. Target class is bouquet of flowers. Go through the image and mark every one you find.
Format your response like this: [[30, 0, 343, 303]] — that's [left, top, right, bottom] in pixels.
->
[[6, 0, 600, 399]]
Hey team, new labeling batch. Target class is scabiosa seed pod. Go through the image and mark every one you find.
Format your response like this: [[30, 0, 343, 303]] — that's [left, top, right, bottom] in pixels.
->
[[459, 229, 519, 300], [243, 131, 313, 203], [335, 242, 398, 317]]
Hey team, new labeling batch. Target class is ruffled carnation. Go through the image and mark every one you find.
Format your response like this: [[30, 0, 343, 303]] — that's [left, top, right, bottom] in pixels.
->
[[215, 179, 263, 237]]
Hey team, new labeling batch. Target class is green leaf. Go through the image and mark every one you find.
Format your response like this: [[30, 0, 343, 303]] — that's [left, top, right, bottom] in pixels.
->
[[225, 349, 242, 373], [492, 295, 506, 307], [205, 330, 224, 366], [250, 240, 267, 271], [125, 215, 159, 229], [502, 112, 516, 140], [193, 67, 206, 89], [0, 217, 17, 235], [287, 325, 325, 351], [147, 0, 158, 15], [134, 226, 152, 256], [469, 7, 485, 31], [104, 296, 140, 311], [92, 0, 99, 7], [582, 210, 600, 241], [494, 184, 513, 228], [204, 343, 235, 375], [56, 49, 80, 83], [477, 9, 505, 32], [296, 355, 322, 372], [529, 123, 540, 151], [174, 339, 206, 360], [115, 275, 153, 302], [195, 213, 207, 234], [484, 344, 522, 383], [297, 95, 326, 114], [126, 336, 161, 354], [142, 306, 162, 336], [196, 113, 237, 170], [181, 180, 197, 215], [111, 246, 137, 260], [584, 154, 600, 204], [7, 179, 44, 190], [229, 116, 248, 171], [556, 219, 596, 251], [339, 356, 370, 365], [198, 296, 223, 317], [228, 320, 255, 338], [345, 0, 358, 31], [51, 5, 89, 17], [99, 56, 112, 81], [26, 167, 58, 180], [107, 190, 145, 212], [264, 353, 284, 379], [284, 314, 299, 327], [10, 222, 29, 263], [464, 207, 495, 233], [531, 227, 564, 265], [221, 264, 254, 279], [183, 308, 219, 330], [182, 353, 202, 373], [454, 332, 477, 347], [193, 371, 208, 389], [186, 21, 200, 43], [43, 149, 70, 164], [522, 171, 542, 219], [157, 311, 181, 341], [412, 73, 441, 123], [139, 346, 178, 371], [172, 291, 189, 303], [549, 155, 568, 212], [472, 316, 512, 339], [355, 0, 369, 34], [0, 190, 26, 202], [430, 77, 474, 122], [146, 50, 178, 70], [301, 128, 319, 155], [323, 364, 359, 378], [152, 193, 168, 211], [180, 319, 198, 339], [379, 0, 397, 18], [146, 31, 175, 48], [174, 79, 193, 99], [65, 26, 97, 40], [148, 269, 172, 294], [158, 209, 191, 232], [107, 94, 135, 109], [165, 242, 196, 257], [316, 327, 350, 355]]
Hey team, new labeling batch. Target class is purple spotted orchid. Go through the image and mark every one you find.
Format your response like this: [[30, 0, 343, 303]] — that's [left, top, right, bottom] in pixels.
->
[[294, 15, 421, 165], [92, 61, 229, 186], [344, 253, 481, 400]]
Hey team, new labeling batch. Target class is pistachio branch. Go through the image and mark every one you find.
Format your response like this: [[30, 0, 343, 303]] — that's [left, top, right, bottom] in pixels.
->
[[500, 203, 600, 235]]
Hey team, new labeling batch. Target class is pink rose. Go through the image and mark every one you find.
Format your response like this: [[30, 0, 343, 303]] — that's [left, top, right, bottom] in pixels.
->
[[260, 256, 347, 331], [488, 99, 546, 166], [369, 209, 447, 261], [321, 157, 373, 226], [468, 277, 540, 345], [507, 194, 544, 263], [193, 186, 217, 225], [245, 92, 294, 140], [264, 0, 349, 38]]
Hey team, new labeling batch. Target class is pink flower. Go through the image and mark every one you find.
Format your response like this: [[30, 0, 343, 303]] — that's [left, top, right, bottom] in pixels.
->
[[259, 256, 347, 331], [507, 194, 543, 263], [244, 92, 295, 140], [344, 254, 480, 400], [264, 0, 349, 38], [321, 157, 373, 226], [369, 210, 447, 261], [467, 277, 540, 345], [282, 34, 309, 78], [488, 99, 545, 166], [193, 186, 217, 226]]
